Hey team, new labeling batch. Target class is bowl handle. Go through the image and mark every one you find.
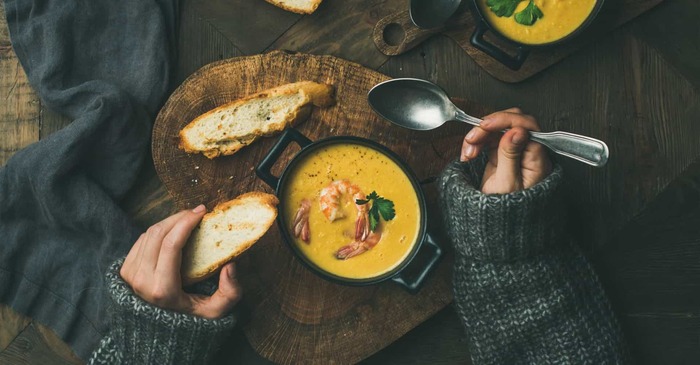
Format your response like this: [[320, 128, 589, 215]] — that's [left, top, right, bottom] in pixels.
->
[[391, 232, 443, 294], [255, 128, 312, 190], [470, 20, 529, 71]]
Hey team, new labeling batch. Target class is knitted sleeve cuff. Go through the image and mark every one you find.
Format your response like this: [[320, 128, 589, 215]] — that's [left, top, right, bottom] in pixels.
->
[[438, 158, 565, 261], [105, 259, 235, 364]]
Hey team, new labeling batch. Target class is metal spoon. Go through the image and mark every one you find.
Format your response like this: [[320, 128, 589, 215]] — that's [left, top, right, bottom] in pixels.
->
[[367, 78, 609, 167], [410, 0, 462, 29]]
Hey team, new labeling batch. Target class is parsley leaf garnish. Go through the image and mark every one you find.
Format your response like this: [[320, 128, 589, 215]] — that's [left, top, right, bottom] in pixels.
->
[[514, 0, 543, 26], [355, 191, 395, 232], [486, 0, 543, 26], [486, 0, 521, 17]]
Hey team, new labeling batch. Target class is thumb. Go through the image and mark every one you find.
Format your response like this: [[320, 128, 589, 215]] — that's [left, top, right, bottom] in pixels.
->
[[192, 262, 241, 319], [495, 127, 529, 183]]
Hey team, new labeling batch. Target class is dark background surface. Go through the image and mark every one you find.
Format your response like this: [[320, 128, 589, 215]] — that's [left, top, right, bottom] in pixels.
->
[[1, 0, 699, 364]]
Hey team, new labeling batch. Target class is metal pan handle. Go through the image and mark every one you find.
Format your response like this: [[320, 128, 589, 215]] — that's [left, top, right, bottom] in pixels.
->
[[470, 20, 529, 71], [255, 129, 312, 190], [391, 232, 443, 294]]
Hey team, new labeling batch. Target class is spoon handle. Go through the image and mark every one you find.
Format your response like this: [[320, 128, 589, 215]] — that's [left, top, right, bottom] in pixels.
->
[[455, 112, 609, 167], [529, 131, 609, 167]]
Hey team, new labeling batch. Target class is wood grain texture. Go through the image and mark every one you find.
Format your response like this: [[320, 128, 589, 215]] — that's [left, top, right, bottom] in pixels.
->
[[151, 50, 491, 364], [268, 0, 404, 69], [32, 324, 82, 365], [361, 306, 472, 365], [0, 3, 79, 362], [0, 324, 80, 365], [373, 0, 665, 83], [630, 0, 700, 90], [39, 109, 71, 139], [176, 0, 247, 83], [372, 9, 458, 57], [2, 0, 700, 363], [0, 305, 30, 352], [595, 158, 700, 364], [376, 17, 700, 362], [0, 0, 40, 166], [379, 29, 700, 251], [191, 0, 301, 55]]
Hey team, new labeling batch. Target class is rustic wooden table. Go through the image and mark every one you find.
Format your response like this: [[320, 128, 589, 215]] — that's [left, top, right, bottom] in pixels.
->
[[2, 0, 700, 364]]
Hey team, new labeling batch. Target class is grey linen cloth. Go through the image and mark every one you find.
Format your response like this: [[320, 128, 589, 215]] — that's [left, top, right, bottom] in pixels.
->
[[1, 0, 178, 360], [438, 157, 630, 364]]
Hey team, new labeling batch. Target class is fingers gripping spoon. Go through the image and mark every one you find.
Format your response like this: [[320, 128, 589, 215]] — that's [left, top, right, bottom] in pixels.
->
[[367, 78, 609, 167]]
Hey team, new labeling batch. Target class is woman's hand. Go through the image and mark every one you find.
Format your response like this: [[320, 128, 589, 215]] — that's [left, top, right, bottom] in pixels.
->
[[119, 205, 241, 319], [460, 108, 552, 194]]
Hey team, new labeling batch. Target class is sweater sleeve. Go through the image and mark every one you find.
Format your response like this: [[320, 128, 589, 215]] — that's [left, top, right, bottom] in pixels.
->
[[438, 159, 629, 365], [88, 259, 235, 365]]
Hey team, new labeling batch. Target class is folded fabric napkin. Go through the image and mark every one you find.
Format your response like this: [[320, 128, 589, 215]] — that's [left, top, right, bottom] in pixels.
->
[[1, 0, 178, 359]]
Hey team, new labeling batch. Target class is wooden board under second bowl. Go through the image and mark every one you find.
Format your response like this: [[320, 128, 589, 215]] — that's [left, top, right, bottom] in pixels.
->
[[373, 0, 664, 82], [152, 50, 492, 364]]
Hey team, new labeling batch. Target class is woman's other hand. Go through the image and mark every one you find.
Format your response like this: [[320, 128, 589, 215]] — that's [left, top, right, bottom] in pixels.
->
[[460, 108, 552, 194], [119, 205, 241, 319]]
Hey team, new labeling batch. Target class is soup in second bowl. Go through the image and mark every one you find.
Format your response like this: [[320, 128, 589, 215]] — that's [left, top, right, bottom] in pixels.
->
[[478, 0, 597, 45], [282, 142, 421, 279]]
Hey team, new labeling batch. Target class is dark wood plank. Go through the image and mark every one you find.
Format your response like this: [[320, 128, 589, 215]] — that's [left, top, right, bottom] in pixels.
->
[[595, 158, 700, 364], [621, 315, 700, 365], [0, 324, 80, 365], [630, 0, 700, 90], [379, 29, 700, 251], [122, 163, 176, 229], [211, 328, 272, 364], [190, 0, 301, 55], [362, 306, 472, 365], [177, 0, 247, 83], [269, 0, 404, 69]]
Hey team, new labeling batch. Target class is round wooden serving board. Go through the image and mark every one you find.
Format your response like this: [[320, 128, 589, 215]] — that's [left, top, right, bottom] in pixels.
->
[[152, 50, 492, 364]]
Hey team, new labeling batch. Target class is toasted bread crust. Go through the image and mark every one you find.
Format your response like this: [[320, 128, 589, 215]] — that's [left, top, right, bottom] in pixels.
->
[[212, 191, 280, 212], [181, 192, 279, 285], [178, 81, 334, 158], [264, 0, 322, 14]]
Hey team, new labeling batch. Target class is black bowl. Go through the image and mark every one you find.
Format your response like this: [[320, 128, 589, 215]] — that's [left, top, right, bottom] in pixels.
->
[[469, 0, 605, 70], [256, 128, 442, 294]]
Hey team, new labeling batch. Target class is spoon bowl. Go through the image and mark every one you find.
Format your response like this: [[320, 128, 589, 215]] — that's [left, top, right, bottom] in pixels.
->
[[367, 78, 609, 167], [367, 78, 455, 130]]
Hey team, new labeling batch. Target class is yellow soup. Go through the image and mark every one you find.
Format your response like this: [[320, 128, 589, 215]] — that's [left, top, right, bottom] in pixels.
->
[[478, 0, 597, 45], [282, 143, 421, 279]]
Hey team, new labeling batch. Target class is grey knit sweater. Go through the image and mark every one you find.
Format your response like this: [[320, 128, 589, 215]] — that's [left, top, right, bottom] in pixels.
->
[[88, 159, 628, 365], [88, 259, 235, 364], [439, 158, 629, 364]]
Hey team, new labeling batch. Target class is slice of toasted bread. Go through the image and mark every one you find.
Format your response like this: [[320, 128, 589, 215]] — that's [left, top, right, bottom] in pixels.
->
[[265, 0, 323, 14], [181, 192, 279, 285], [179, 81, 334, 159]]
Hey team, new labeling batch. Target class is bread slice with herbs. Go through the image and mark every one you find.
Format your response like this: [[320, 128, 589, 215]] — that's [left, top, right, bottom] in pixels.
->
[[179, 81, 334, 159], [265, 0, 323, 14], [181, 192, 279, 285]]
